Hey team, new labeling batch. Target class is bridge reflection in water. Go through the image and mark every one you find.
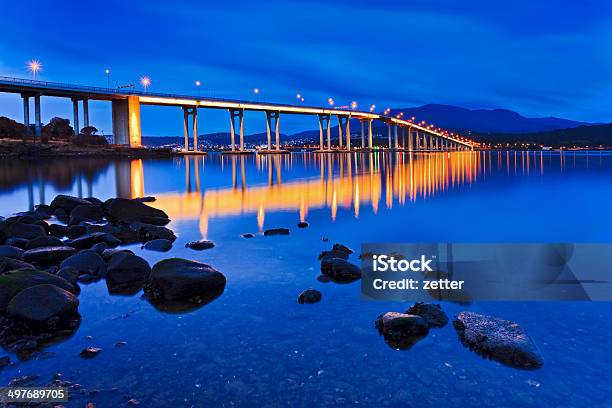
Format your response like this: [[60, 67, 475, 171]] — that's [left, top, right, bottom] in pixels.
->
[[120, 151, 487, 238]]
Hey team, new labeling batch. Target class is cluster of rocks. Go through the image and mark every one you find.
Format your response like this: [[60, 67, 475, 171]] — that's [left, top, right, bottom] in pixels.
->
[[376, 304, 543, 369], [318, 243, 361, 283], [0, 194, 227, 354]]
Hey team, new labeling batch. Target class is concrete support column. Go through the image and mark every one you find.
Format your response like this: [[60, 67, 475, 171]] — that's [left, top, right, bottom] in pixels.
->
[[387, 125, 392, 148], [72, 99, 80, 136], [408, 127, 413, 151], [127, 96, 142, 147], [394, 126, 399, 149], [83, 99, 89, 128], [239, 110, 244, 151], [274, 112, 280, 150], [34, 95, 41, 137], [266, 112, 272, 150], [360, 120, 365, 148], [326, 115, 331, 150], [229, 110, 236, 151], [22, 95, 30, 128], [367, 119, 373, 149], [318, 115, 324, 150], [401, 127, 406, 149], [192, 108, 198, 152], [337, 116, 344, 148], [183, 108, 189, 151], [345, 117, 351, 151]]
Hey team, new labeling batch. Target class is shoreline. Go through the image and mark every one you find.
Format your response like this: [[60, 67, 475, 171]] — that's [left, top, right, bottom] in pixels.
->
[[0, 139, 175, 158]]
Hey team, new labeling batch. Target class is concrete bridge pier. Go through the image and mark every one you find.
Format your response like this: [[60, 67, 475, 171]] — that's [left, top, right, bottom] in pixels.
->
[[182, 107, 199, 152], [387, 125, 392, 149], [337, 116, 344, 149], [316, 114, 331, 151], [83, 99, 89, 128], [34, 95, 41, 137], [21, 94, 30, 130], [345, 116, 351, 151], [112, 96, 141, 146], [72, 98, 80, 135], [229, 109, 245, 152], [360, 120, 365, 148], [408, 127, 413, 151], [367, 119, 373, 149], [394, 126, 399, 149]]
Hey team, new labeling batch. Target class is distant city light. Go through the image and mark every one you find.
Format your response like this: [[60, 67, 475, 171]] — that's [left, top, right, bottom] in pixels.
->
[[195, 80, 201, 86], [28, 60, 42, 80], [351, 101, 358, 109], [369, 104, 376, 112]]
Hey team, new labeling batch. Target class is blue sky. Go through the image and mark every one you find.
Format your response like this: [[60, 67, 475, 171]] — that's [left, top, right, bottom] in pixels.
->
[[1, 0, 611, 136]]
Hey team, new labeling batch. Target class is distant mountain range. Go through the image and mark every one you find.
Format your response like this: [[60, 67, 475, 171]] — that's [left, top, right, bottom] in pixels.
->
[[476, 123, 612, 147], [141, 104, 600, 147], [387, 104, 589, 134]]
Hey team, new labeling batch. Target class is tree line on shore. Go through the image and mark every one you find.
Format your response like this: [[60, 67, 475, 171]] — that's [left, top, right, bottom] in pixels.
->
[[0, 116, 108, 146]]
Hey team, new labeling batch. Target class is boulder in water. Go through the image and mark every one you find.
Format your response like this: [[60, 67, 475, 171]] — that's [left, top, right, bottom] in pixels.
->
[[50, 195, 91, 213], [104, 198, 169, 224], [142, 239, 172, 252], [375, 312, 429, 349], [22, 246, 77, 264], [0, 219, 46, 240], [7, 284, 78, 323], [0, 245, 24, 260], [264, 228, 289, 236], [25, 236, 63, 250], [405, 302, 448, 328], [453, 311, 543, 369], [60, 251, 106, 278], [298, 289, 322, 304], [0, 269, 76, 312], [185, 240, 214, 250]]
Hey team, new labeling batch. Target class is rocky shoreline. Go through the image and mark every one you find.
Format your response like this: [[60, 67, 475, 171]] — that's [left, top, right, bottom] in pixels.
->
[[0, 139, 175, 158]]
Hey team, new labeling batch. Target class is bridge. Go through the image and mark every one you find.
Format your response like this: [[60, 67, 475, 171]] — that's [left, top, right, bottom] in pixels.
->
[[0, 76, 475, 153]]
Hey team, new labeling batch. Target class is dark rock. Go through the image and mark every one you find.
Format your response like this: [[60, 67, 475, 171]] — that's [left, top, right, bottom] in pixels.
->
[[241, 233, 254, 239], [7, 284, 79, 323], [34, 205, 53, 219], [375, 312, 429, 349], [298, 289, 322, 304], [406, 303, 449, 328], [454, 311, 543, 369], [83, 223, 121, 235], [0, 356, 11, 369], [22, 246, 77, 264], [142, 239, 172, 252], [106, 252, 150, 288], [50, 195, 91, 213], [332, 243, 353, 256], [25, 236, 63, 250], [56, 266, 79, 286], [84, 197, 104, 206], [129, 223, 176, 242], [9, 375, 40, 387], [79, 347, 102, 358], [321, 258, 361, 282], [48, 224, 68, 238], [89, 242, 109, 254], [145, 258, 226, 302], [0, 269, 77, 311], [0, 219, 46, 240], [264, 228, 290, 236], [53, 208, 69, 223], [66, 232, 121, 249], [60, 251, 106, 278], [133, 196, 156, 203], [185, 240, 214, 250], [0, 257, 35, 274], [78, 274, 97, 283], [105, 198, 169, 224], [101, 248, 134, 261], [70, 204, 104, 222], [297, 221, 309, 228], [66, 225, 87, 239], [316, 274, 332, 283], [4, 237, 28, 249], [0, 245, 24, 259]]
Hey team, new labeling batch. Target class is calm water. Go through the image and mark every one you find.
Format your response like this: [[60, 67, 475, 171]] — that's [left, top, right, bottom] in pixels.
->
[[1, 151, 611, 407]]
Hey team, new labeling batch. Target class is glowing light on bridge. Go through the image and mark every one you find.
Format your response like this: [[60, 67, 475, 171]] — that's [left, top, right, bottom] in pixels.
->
[[27, 60, 42, 80], [351, 101, 358, 109], [328, 98, 334, 106], [140, 76, 151, 92]]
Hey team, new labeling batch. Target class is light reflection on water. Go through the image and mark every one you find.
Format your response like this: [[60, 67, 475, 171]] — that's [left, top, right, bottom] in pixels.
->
[[0, 151, 611, 407]]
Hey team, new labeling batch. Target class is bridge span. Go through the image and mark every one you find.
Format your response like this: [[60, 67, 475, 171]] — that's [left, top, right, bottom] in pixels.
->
[[0, 76, 475, 153]]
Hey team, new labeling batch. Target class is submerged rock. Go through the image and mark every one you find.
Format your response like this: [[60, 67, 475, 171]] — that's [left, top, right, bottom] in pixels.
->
[[7, 284, 79, 323], [133, 196, 156, 203], [298, 289, 322, 304], [60, 251, 107, 278], [80, 347, 102, 358], [145, 258, 226, 302], [321, 258, 361, 282], [0, 269, 77, 311], [142, 239, 172, 252], [185, 240, 214, 250], [405, 302, 448, 328], [264, 228, 289, 236], [22, 246, 77, 264], [297, 221, 309, 228], [241, 233, 254, 239], [375, 312, 429, 349], [0, 245, 24, 260], [106, 252, 150, 294], [453, 311, 543, 369]]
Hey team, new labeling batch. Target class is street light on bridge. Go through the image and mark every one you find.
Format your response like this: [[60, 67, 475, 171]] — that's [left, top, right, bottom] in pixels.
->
[[195, 80, 201, 98], [140, 76, 151, 92], [328, 97, 334, 106], [369, 104, 376, 112], [351, 101, 358, 110], [105, 69, 111, 88], [28, 60, 42, 80]]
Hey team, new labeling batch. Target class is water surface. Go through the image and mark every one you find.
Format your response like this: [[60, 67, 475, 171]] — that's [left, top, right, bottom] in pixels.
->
[[1, 151, 611, 407]]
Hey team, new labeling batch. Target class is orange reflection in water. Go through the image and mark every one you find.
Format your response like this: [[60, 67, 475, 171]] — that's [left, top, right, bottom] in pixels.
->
[[127, 152, 484, 238]]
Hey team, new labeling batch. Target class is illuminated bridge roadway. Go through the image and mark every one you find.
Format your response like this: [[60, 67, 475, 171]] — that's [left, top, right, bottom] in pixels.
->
[[0, 76, 475, 153]]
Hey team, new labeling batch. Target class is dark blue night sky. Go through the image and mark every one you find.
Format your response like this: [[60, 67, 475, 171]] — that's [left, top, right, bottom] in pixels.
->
[[1, 0, 610, 136]]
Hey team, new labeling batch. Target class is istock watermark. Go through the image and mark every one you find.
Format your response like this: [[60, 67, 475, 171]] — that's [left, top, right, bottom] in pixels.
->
[[361, 243, 612, 301]]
